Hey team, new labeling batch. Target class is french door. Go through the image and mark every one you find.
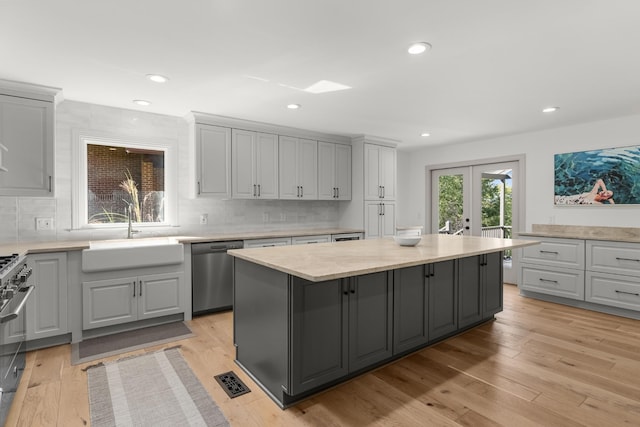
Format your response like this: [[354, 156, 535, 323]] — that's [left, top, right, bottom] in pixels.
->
[[431, 161, 519, 283]]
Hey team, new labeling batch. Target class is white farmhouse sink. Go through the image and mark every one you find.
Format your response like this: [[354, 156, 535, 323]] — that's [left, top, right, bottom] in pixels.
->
[[82, 237, 184, 272]]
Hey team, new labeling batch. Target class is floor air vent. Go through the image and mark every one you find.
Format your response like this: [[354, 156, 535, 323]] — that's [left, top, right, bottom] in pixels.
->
[[214, 371, 251, 398]]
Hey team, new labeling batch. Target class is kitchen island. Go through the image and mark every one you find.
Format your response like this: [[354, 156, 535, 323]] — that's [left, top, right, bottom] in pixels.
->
[[229, 234, 538, 408]]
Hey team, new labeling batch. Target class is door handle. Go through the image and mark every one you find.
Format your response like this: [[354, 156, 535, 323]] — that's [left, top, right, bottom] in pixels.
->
[[300, 186, 304, 197], [197, 181, 201, 195], [139, 280, 142, 296], [253, 184, 257, 197], [382, 186, 385, 198], [336, 187, 339, 199], [133, 281, 136, 298], [257, 184, 261, 197]]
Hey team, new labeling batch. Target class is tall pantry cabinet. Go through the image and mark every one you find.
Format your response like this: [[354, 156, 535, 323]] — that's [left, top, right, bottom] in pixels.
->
[[340, 135, 399, 239]]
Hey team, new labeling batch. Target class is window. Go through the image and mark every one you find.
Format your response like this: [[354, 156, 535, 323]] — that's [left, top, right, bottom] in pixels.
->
[[73, 134, 177, 229]]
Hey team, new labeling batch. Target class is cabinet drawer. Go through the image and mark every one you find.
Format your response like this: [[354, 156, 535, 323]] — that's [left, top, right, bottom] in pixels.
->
[[587, 240, 640, 277], [520, 237, 584, 269], [520, 265, 585, 300], [291, 235, 331, 245], [243, 237, 291, 248], [586, 272, 640, 311]]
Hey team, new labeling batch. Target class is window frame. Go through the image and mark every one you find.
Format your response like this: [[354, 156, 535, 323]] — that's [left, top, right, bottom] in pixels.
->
[[72, 132, 178, 230]]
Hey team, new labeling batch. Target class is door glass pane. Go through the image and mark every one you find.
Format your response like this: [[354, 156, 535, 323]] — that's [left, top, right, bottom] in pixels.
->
[[480, 169, 513, 256], [437, 174, 465, 235]]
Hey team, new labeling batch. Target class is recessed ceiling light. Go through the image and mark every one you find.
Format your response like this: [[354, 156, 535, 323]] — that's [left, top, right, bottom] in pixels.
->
[[133, 99, 151, 106], [408, 42, 432, 55], [421, 132, 431, 137], [542, 106, 559, 113], [146, 74, 169, 83], [287, 104, 301, 109]]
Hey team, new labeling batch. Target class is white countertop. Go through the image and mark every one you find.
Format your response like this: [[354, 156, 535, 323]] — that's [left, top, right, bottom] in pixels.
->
[[0, 228, 363, 257], [516, 224, 640, 243], [229, 234, 539, 282]]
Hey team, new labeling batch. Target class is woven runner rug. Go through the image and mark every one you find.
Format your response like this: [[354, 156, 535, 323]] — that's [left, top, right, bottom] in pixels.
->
[[87, 347, 229, 427]]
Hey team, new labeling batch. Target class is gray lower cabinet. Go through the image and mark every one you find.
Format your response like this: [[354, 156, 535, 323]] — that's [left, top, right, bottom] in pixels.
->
[[27, 252, 68, 340], [289, 271, 392, 395], [234, 255, 503, 407], [427, 260, 458, 341], [290, 278, 347, 395], [393, 261, 457, 353], [458, 252, 503, 329], [393, 265, 428, 354], [82, 272, 183, 330]]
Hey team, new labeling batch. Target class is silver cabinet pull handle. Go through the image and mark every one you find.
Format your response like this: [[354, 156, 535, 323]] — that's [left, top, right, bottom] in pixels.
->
[[616, 257, 640, 262], [336, 187, 339, 199], [197, 181, 201, 195], [300, 186, 303, 197], [139, 280, 142, 296], [258, 184, 261, 197], [253, 184, 257, 197], [49, 175, 52, 192], [382, 185, 385, 198], [133, 281, 136, 298], [539, 278, 559, 284], [540, 250, 559, 254], [615, 290, 640, 296]]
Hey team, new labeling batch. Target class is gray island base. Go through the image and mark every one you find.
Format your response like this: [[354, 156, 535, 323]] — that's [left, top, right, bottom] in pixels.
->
[[229, 235, 538, 408]]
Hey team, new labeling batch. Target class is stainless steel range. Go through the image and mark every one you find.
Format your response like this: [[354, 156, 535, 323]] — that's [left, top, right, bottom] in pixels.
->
[[0, 253, 33, 425]]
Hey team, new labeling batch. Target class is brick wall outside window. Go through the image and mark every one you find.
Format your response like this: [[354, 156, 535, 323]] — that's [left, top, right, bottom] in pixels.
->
[[87, 144, 165, 223]]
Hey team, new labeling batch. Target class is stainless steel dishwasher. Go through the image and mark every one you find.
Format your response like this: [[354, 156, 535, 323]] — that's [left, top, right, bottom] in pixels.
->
[[191, 241, 243, 315]]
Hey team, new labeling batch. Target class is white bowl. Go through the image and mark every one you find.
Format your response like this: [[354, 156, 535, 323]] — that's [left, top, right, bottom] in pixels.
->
[[394, 236, 421, 246]]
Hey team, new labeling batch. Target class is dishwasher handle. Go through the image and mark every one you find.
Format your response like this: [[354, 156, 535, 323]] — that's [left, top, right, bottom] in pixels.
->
[[191, 241, 244, 255]]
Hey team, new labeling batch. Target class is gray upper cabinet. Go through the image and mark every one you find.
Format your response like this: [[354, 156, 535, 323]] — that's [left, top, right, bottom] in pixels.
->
[[279, 136, 317, 200], [318, 141, 351, 200], [232, 129, 278, 199], [195, 124, 231, 197], [364, 143, 396, 201], [0, 93, 55, 196]]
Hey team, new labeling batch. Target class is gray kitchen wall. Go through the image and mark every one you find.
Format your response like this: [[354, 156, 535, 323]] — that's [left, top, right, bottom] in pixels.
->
[[1, 100, 339, 243]]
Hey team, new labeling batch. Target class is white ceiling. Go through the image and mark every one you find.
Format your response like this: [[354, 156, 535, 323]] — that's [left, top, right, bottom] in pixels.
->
[[2, 0, 640, 150]]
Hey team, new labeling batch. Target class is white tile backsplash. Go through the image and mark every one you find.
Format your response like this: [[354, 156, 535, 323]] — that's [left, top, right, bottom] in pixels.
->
[[6, 100, 342, 243]]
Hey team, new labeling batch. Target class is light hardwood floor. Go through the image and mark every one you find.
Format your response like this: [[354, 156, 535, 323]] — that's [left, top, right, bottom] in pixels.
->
[[6, 284, 640, 426]]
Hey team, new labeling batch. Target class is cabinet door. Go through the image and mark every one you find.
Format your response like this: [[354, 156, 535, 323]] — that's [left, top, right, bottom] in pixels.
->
[[255, 132, 279, 199], [483, 252, 504, 317], [278, 136, 299, 199], [298, 138, 317, 199], [27, 252, 68, 340], [290, 278, 348, 395], [138, 272, 183, 320], [232, 129, 257, 199], [379, 146, 396, 200], [364, 144, 381, 200], [335, 144, 351, 200], [196, 124, 231, 197], [317, 142, 336, 200], [0, 95, 54, 196], [393, 265, 428, 354], [381, 203, 396, 237], [348, 272, 393, 372], [364, 202, 382, 238], [82, 277, 138, 330], [428, 260, 457, 341], [458, 256, 483, 328]]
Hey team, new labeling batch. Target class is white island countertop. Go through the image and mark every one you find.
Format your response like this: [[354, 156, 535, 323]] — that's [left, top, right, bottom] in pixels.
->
[[229, 234, 539, 282]]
